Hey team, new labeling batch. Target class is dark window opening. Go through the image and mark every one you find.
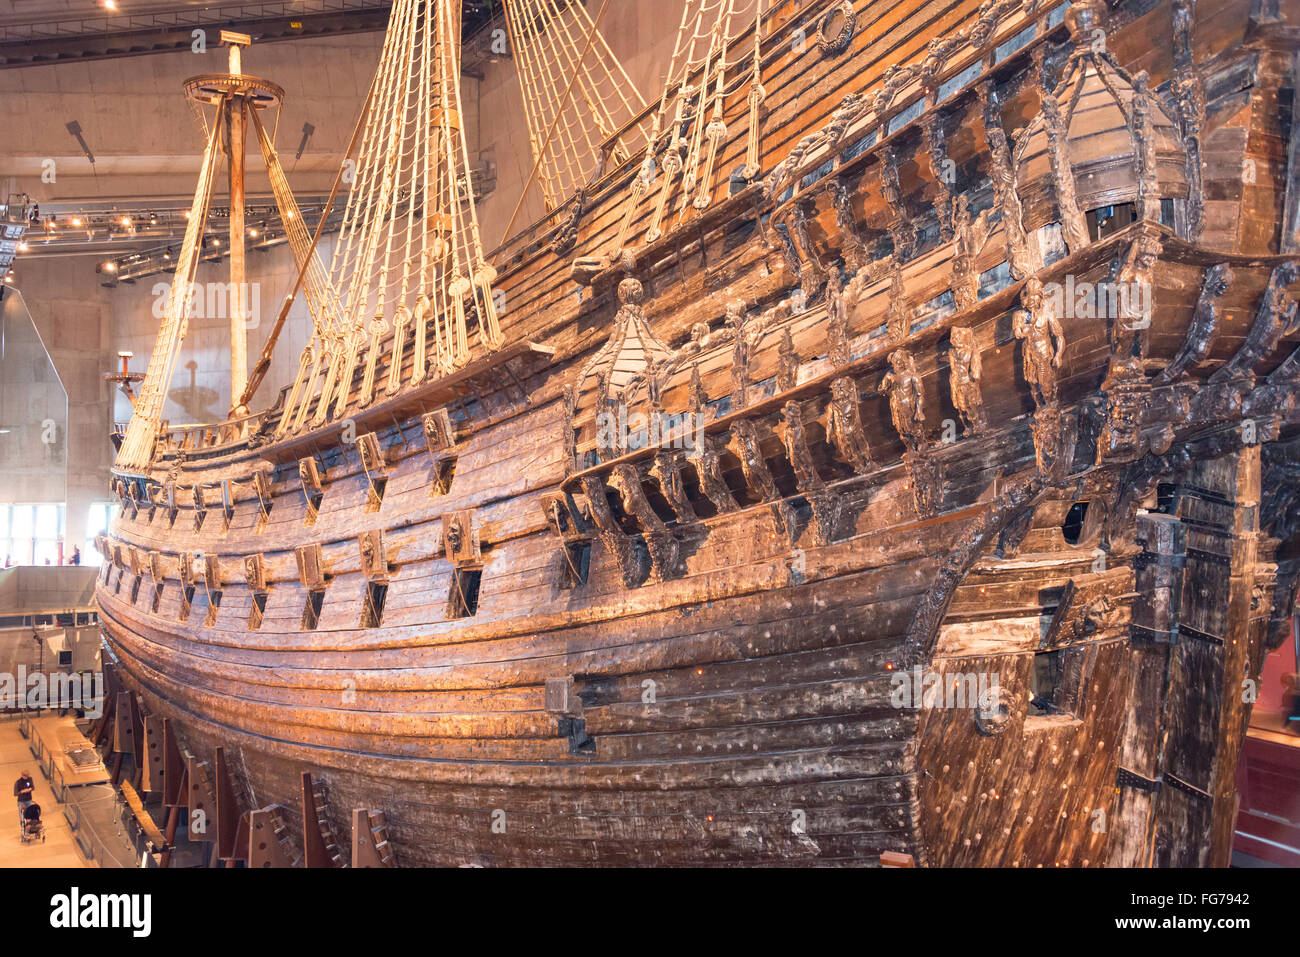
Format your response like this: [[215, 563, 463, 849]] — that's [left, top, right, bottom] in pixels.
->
[[361, 581, 388, 628], [563, 542, 592, 589], [1086, 202, 1136, 241], [304, 490, 323, 526], [366, 477, 387, 513], [57, 650, 72, 667], [1029, 649, 1063, 716], [249, 591, 268, 630], [1156, 482, 1179, 515], [449, 569, 482, 619], [180, 585, 195, 621], [255, 496, 274, 533], [1062, 501, 1089, 545], [432, 456, 457, 496], [1160, 197, 1175, 227], [151, 583, 164, 614], [301, 589, 325, 630], [204, 590, 223, 627]]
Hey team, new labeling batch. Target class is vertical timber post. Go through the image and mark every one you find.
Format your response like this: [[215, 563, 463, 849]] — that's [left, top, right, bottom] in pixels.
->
[[225, 32, 250, 408], [1111, 512, 1185, 866]]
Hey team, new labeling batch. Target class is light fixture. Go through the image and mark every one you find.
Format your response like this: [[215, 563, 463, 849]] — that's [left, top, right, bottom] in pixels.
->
[[102, 261, 117, 273], [70, 217, 82, 227], [17, 241, 27, 252], [248, 227, 258, 238]]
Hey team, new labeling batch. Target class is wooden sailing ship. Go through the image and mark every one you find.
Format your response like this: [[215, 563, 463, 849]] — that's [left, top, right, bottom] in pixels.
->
[[92, 0, 1300, 867]]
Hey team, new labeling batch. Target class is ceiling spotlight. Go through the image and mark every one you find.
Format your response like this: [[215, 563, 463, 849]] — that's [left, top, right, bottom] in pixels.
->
[[248, 227, 258, 238], [102, 261, 117, 273], [70, 217, 82, 227], [120, 216, 132, 228], [103, 1, 117, 10]]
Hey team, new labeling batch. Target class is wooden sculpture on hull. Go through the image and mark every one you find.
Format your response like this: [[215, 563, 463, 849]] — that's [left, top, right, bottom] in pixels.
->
[[99, 0, 1300, 867]]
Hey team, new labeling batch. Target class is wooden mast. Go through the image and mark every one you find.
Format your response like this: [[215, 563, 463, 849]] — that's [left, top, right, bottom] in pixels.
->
[[223, 31, 252, 412]]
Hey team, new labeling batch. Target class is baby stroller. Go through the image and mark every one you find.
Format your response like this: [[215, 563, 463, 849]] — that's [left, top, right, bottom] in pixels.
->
[[19, 801, 45, 844]]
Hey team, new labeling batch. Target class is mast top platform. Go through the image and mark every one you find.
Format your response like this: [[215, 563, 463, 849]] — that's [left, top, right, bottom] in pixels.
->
[[183, 74, 284, 109]]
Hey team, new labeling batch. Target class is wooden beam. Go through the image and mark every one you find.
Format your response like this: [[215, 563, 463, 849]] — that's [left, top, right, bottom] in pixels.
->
[[121, 779, 168, 850], [300, 772, 338, 868], [248, 807, 295, 868], [351, 809, 396, 867], [185, 753, 218, 844], [142, 714, 165, 794], [214, 746, 244, 860], [162, 717, 184, 806]]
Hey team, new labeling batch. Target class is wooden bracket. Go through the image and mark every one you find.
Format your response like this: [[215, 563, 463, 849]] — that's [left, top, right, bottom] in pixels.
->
[[185, 752, 218, 843], [192, 485, 208, 530], [295, 543, 327, 590], [164, 479, 179, 526], [421, 408, 455, 454], [113, 690, 136, 754], [301, 772, 341, 868], [142, 713, 165, 794], [351, 809, 397, 867], [541, 492, 591, 542], [358, 529, 388, 580], [219, 479, 236, 527], [356, 432, 387, 473], [443, 510, 481, 566], [162, 717, 185, 807], [580, 474, 642, 586], [243, 553, 266, 592], [178, 551, 195, 586], [248, 807, 298, 868], [298, 456, 325, 522], [356, 432, 390, 509], [203, 554, 222, 588], [649, 450, 697, 524], [251, 469, 273, 521], [214, 746, 244, 861]]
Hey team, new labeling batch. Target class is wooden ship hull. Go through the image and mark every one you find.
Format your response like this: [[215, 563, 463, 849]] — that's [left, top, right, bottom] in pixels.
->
[[93, 0, 1300, 866]]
